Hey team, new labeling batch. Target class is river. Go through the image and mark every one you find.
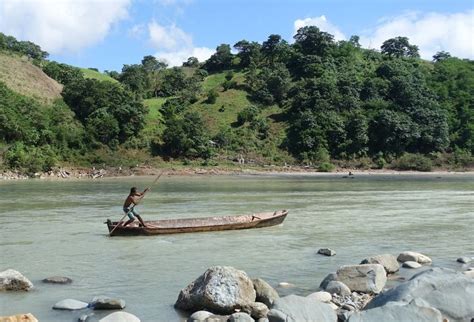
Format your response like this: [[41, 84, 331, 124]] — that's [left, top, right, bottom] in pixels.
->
[[0, 173, 473, 321]]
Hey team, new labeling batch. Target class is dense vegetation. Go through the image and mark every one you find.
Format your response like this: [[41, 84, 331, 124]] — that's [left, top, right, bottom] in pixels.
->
[[0, 29, 473, 174]]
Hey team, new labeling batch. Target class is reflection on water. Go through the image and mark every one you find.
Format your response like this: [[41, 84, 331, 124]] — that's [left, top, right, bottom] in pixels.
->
[[0, 174, 473, 321]]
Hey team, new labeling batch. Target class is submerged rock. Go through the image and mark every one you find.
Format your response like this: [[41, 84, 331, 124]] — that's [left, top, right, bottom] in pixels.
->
[[90, 296, 126, 310], [456, 257, 471, 264], [360, 254, 399, 274], [252, 278, 279, 307], [175, 266, 256, 314], [318, 248, 336, 256], [397, 251, 432, 264], [366, 267, 474, 322], [0, 269, 33, 291], [336, 264, 386, 294], [52, 299, 88, 310], [42, 276, 72, 284], [268, 295, 337, 322]]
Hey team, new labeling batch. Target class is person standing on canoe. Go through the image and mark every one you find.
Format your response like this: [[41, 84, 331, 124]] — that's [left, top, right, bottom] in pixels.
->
[[122, 187, 149, 227]]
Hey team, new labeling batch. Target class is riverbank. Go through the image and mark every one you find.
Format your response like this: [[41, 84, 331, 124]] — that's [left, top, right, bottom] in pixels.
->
[[1, 164, 473, 180]]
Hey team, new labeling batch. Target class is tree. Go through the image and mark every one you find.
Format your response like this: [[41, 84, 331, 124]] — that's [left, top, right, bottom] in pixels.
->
[[119, 64, 148, 96], [204, 44, 233, 72], [261, 34, 290, 64], [43, 61, 84, 86], [381, 36, 419, 58], [183, 56, 200, 67], [141, 55, 167, 73], [293, 26, 335, 57], [432, 51, 451, 62], [233, 40, 262, 68]]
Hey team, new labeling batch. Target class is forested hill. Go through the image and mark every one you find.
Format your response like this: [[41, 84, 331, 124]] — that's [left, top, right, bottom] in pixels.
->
[[0, 29, 473, 174]]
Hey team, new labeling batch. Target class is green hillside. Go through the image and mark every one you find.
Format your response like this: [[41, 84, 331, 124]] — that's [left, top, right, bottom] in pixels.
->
[[81, 68, 118, 82]]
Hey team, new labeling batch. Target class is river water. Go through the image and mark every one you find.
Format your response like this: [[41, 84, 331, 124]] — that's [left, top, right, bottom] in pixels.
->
[[0, 173, 473, 321]]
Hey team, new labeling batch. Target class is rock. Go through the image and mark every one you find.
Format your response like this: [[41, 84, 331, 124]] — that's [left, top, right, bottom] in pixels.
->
[[277, 282, 294, 288], [252, 278, 279, 307], [99, 312, 140, 322], [52, 299, 89, 310], [306, 291, 332, 303], [78, 313, 95, 322], [318, 248, 336, 256], [348, 298, 443, 322], [360, 254, 399, 274], [267, 294, 337, 322], [257, 318, 269, 322], [0, 313, 38, 322], [0, 269, 33, 291], [366, 267, 474, 321], [188, 310, 213, 321], [42, 276, 72, 284], [331, 293, 373, 312], [457, 257, 471, 264], [175, 266, 256, 314], [90, 296, 126, 309], [402, 261, 422, 269], [204, 315, 228, 322], [242, 302, 268, 319], [397, 251, 432, 264], [319, 273, 337, 290], [228, 312, 254, 322], [324, 281, 351, 296], [463, 270, 474, 278], [336, 264, 387, 294]]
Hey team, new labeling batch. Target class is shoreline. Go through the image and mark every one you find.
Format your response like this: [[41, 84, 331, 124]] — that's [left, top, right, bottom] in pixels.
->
[[1, 165, 473, 181]]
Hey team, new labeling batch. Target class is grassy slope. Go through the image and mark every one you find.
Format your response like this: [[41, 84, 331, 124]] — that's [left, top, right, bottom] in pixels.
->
[[81, 68, 118, 82], [0, 51, 62, 103], [142, 97, 166, 139]]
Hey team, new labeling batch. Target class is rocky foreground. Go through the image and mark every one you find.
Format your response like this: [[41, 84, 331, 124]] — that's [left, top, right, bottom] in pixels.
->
[[1, 251, 473, 322]]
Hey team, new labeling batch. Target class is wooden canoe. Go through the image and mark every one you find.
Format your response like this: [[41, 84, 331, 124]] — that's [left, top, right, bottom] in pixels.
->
[[106, 210, 288, 236]]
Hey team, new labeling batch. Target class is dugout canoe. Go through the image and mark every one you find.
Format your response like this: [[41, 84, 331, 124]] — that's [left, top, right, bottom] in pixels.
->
[[106, 210, 288, 236]]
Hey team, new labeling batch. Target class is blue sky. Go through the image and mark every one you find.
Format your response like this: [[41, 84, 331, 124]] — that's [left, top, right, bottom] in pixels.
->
[[1, 0, 473, 71]]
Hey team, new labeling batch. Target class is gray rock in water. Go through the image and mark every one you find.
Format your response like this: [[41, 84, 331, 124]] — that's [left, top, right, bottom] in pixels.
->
[[397, 251, 432, 264], [348, 298, 443, 322], [336, 264, 387, 294], [360, 254, 399, 274], [175, 266, 256, 314], [242, 302, 269, 319], [252, 278, 279, 307], [99, 312, 140, 322], [42, 276, 73, 284], [90, 295, 126, 309], [0, 269, 33, 291], [319, 273, 337, 290], [325, 281, 351, 296], [267, 294, 337, 322], [318, 248, 336, 256], [366, 267, 474, 322], [457, 257, 471, 264], [402, 261, 422, 269], [78, 313, 95, 322], [229, 312, 255, 322], [53, 299, 89, 310], [188, 310, 213, 321]]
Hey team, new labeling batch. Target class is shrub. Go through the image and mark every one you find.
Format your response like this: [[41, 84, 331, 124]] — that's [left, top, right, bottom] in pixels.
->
[[206, 89, 219, 104], [392, 153, 432, 172], [318, 162, 335, 172]]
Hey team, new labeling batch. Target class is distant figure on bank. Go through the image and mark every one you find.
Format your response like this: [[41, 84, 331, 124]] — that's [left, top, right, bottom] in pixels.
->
[[122, 187, 149, 227]]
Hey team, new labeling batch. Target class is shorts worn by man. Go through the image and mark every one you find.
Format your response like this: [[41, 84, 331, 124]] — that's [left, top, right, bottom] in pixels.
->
[[122, 186, 149, 227]]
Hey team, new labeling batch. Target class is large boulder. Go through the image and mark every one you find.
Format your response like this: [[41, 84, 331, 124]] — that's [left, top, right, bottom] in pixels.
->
[[366, 267, 474, 322], [0, 269, 33, 291], [99, 312, 140, 322], [175, 266, 256, 314], [348, 298, 443, 322], [267, 294, 337, 322], [252, 278, 279, 307], [0, 313, 38, 322], [397, 251, 432, 264], [360, 254, 399, 274], [336, 264, 386, 294]]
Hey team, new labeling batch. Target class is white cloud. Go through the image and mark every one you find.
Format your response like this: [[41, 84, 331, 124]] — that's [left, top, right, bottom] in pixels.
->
[[294, 16, 346, 41], [359, 10, 474, 59], [0, 0, 131, 54], [147, 21, 213, 66]]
